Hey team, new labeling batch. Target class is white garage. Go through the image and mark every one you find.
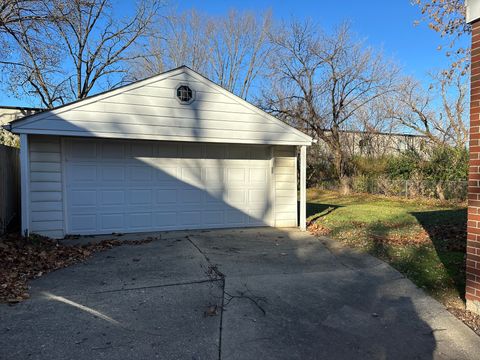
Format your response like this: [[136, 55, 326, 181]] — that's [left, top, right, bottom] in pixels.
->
[[7, 66, 312, 238]]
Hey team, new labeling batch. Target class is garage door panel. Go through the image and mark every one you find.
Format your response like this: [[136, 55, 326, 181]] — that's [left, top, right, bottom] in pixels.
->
[[204, 167, 225, 184], [180, 211, 202, 225], [65, 139, 274, 234], [70, 190, 97, 206], [225, 210, 246, 225], [156, 167, 178, 182], [227, 168, 246, 184], [156, 189, 177, 204], [247, 206, 270, 219], [153, 212, 177, 227], [226, 189, 246, 206], [248, 189, 267, 203], [69, 206, 97, 215], [101, 165, 125, 181], [129, 166, 153, 181], [129, 213, 152, 228], [180, 188, 202, 201], [101, 190, 125, 206], [70, 214, 97, 232], [70, 164, 97, 182], [203, 211, 224, 225], [129, 189, 153, 205], [205, 191, 224, 204], [250, 168, 268, 184], [181, 167, 203, 187], [101, 213, 125, 230]]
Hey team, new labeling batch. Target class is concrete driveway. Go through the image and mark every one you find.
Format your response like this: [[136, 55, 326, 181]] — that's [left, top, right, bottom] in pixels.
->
[[1, 228, 479, 359]]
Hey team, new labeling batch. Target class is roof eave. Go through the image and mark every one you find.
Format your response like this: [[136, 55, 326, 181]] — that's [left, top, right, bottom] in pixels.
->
[[10, 128, 312, 146]]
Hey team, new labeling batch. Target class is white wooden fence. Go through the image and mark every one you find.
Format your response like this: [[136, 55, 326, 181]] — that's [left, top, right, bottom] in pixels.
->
[[0, 144, 20, 234]]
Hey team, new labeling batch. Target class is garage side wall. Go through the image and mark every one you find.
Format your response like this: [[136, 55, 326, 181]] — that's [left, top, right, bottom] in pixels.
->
[[273, 146, 297, 227], [29, 135, 64, 238]]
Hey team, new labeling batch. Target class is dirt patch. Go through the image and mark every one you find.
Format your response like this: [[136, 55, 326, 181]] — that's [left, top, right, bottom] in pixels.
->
[[0, 233, 153, 303]]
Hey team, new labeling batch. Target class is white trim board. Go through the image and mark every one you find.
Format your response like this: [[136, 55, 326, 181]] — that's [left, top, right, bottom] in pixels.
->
[[19, 134, 30, 236]]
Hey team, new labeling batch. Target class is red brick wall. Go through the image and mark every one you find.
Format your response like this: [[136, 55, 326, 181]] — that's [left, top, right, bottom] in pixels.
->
[[467, 20, 480, 313]]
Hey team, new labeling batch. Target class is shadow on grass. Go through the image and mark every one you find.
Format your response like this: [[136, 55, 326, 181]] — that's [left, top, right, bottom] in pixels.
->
[[410, 209, 467, 301], [306, 202, 341, 218], [300, 202, 342, 226], [306, 195, 467, 303]]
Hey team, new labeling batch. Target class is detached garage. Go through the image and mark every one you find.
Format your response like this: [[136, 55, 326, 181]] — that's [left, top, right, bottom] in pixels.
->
[[6, 66, 312, 239]]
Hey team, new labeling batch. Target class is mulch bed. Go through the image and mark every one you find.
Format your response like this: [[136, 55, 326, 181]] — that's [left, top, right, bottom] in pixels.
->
[[0, 233, 153, 303]]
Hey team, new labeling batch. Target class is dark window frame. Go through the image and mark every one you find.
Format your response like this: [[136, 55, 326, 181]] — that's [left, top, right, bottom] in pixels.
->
[[175, 84, 195, 104]]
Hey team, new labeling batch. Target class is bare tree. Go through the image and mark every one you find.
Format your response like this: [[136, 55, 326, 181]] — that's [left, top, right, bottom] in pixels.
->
[[261, 21, 398, 193], [132, 9, 212, 79], [0, 1, 51, 41], [0, 1, 57, 104], [385, 70, 468, 148], [134, 9, 272, 99], [413, 0, 470, 74], [209, 10, 272, 99], [1, 0, 161, 108]]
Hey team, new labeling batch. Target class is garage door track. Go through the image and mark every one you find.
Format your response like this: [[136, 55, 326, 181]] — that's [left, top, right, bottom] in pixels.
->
[[1, 228, 479, 359]]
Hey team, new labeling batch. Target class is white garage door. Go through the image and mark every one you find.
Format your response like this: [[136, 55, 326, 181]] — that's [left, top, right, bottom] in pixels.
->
[[64, 138, 273, 235]]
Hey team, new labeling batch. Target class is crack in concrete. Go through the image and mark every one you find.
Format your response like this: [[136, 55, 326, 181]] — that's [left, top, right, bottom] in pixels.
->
[[185, 235, 212, 263], [90, 278, 222, 295], [185, 235, 226, 360], [224, 289, 267, 316]]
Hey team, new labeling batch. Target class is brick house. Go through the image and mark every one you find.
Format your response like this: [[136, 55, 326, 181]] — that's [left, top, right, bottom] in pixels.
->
[[466, 0, 480, 314]]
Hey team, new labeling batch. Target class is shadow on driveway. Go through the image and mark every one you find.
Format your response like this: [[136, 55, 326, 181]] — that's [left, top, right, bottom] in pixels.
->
[[0, 227, 478, 359]]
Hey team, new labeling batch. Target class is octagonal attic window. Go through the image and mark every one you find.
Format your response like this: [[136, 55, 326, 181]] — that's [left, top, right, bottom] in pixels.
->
[[176, 85, 194, 104]]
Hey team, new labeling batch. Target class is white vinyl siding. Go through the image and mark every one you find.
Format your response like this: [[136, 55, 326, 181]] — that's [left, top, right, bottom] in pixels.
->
[[16, 68, 310, 237], [13, 68, 311, 146], [273, 146, 297, 227], [29, 135, 64, 238]]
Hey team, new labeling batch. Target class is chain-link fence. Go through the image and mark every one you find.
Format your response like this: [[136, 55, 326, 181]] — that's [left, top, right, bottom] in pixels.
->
[[316, 176, 468, 202]]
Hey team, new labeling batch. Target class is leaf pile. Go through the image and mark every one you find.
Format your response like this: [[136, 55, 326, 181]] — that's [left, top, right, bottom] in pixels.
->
[[309, 219, 466, 250], [447, 307, 480, 337], [307, 223, 331, 237], [0, 233, 153, 303]]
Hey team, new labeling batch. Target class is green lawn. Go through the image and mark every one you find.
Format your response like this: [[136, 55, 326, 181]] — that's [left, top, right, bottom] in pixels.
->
[[307, 189, 467, 309]]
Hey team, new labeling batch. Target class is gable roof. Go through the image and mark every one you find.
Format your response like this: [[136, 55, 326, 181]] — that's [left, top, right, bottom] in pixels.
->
[[7, 66, 312, 146]]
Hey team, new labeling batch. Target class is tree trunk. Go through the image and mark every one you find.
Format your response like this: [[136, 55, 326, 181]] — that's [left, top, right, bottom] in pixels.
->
[[332, 146, 350, 194], [436, 181, 446, 201], [340, 176, 351, 195]]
